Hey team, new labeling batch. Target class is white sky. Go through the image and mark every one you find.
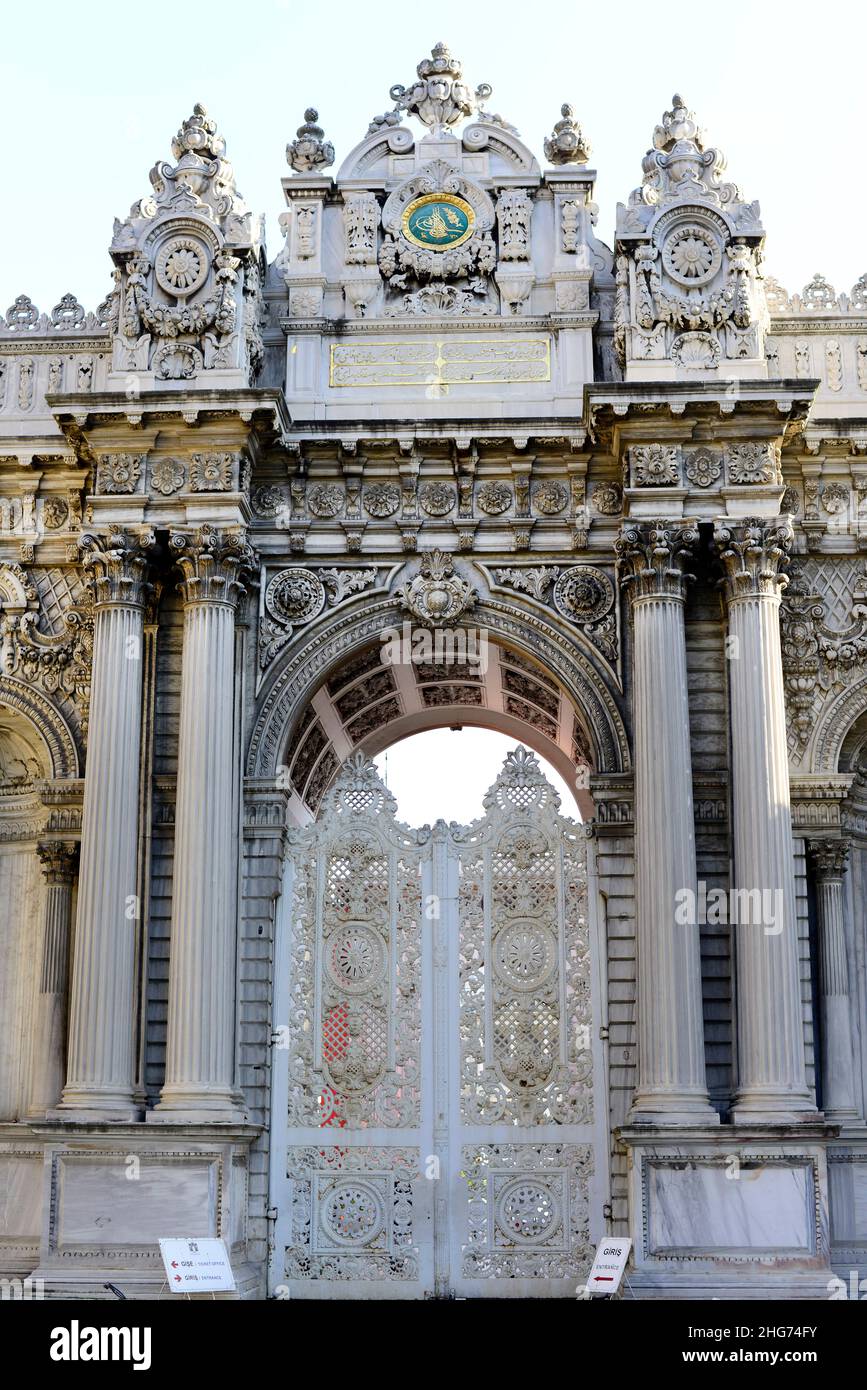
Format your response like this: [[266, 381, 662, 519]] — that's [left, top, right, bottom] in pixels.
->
[[1, 0, 863, 312], [374, 728, 580, 825]]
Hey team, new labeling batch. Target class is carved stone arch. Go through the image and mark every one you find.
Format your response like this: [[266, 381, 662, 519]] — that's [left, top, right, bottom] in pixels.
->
[[0, 563, 37, 612], [246, 593, 629, 783], [461, 122, 541, 177], [336, 125, 415, 181], [0, 676, 80, 779], [810, 674, 867, 773]]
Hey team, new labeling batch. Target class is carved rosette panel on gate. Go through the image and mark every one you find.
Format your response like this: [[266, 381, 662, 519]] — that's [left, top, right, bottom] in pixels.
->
[[285, 751, 423, 1131], [285, 1147, 419, 1283], [457, 747, 592, 1126]]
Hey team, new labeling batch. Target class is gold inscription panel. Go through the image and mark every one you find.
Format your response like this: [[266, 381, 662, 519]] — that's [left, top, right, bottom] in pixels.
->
[[329, 337, 552, 389]]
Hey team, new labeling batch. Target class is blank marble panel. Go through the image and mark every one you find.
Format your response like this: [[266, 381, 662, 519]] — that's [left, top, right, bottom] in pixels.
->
[[55, 1157, 218, 1247], [0, 1153, 43, 1240], [646, 1161, 816, 1256], [829, 1158, 867, 1242]]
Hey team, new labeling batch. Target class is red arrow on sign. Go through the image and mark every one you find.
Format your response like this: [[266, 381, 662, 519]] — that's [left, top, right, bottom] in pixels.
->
[[174, 1274, 182, 1283], [171, 1261, 179, 1269]]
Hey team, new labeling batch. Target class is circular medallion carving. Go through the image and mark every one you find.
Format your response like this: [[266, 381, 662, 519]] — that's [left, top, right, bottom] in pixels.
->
[[662, 225, 722, 286], [401, 193, 475, 251], [495, 920, 557, 992], [495, 1179, 560, 1244], [320, 1182, 385, 1246], [155, 236, 209, 296], [592, 482, 622, 516], [150, 458, 186, 496], [418, 482, 456, 516], [264, 568, 326, 628], [684, 447, 721, 488], [477, 481, 513, 515], [363, 483, 401, 518], [553, 566, 614, 623], [251, 484, 287, 519], [307, 483, 345, 518], [326, 923, 387, 995], [532, 481, 569, 515]]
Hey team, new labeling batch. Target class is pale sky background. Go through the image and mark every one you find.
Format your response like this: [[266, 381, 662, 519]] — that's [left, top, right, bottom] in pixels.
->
[[375, 729, 581, 825], [3, 2, 860, 820], [0, 0, 863, 312]]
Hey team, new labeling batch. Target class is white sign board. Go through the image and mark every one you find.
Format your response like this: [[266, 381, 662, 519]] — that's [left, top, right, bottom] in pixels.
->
[[586, 1237, 631, 1294], [158, 1237, 236, 1294]]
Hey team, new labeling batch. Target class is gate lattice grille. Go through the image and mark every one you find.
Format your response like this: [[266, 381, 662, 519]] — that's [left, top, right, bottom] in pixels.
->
[[272, 747, 602, 1297]]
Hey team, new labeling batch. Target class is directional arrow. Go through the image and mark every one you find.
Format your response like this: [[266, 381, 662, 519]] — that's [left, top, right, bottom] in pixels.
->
[[174, 1274, 182, 1283], [171, 1261, 179, 1269]]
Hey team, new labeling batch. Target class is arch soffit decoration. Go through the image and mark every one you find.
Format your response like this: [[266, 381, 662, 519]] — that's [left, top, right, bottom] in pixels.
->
[[246, 594, 630, 780], [808, 672, 867, 775], [0, 676, 80, 780]]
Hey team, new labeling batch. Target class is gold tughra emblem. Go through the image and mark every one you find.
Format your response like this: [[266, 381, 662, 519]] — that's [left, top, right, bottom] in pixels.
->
[[402, 193, 475, 251]]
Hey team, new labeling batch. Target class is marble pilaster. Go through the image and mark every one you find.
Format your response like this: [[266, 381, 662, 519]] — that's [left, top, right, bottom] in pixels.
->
[[26, 841, 78, 1117], [808, 838, 859, 1123]]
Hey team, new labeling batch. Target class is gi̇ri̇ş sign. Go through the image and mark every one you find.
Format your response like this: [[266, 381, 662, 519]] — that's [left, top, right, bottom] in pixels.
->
[[158, 1237, 236, 1294]]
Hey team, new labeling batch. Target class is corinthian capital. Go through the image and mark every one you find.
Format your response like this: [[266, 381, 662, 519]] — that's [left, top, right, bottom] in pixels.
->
[[37, 839, 80, 885], [79, 528, 156, 608], [807, 837, 850, 882], [616, 520, 698, 601], [170, 526, 257, 607], [714, 518, 793, 603]]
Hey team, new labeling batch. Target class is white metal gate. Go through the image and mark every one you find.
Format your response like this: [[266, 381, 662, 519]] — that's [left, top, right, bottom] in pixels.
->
[[269, 746, 607, 1298]]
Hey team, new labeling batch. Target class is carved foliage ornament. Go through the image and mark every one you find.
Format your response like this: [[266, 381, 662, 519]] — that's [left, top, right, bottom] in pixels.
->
[[397, 549, 477, 626], [630, 444, 679, 487]]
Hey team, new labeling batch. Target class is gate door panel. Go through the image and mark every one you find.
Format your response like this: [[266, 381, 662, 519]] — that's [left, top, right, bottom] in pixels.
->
[[447, 747, 598, 1295], [272, 752, 432, 1297], [270, 747, 603, 1298]]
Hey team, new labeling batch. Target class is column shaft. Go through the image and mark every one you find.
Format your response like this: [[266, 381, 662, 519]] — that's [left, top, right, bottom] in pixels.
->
[[60, 532, 152, 1119], [717, 521, 815, 1122], [154, 528, 252, 1122], [618, 522, 716, 1124]]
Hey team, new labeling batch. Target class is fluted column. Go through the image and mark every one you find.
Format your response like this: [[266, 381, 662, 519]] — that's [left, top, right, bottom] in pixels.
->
[[715, 520, 815, 1122], [27, 842, 78, 1116], [153, 527, 253, 1123], [60, 529, 154, 1120], [617, 522, 716, 1124], [808, 839, 858, 1122]]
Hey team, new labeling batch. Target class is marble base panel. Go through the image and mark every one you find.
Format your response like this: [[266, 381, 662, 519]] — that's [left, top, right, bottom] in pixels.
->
[[828, 1142, 867, 1282], [0, 1123, 264, 1300], [620, 1127, 835, 1299]]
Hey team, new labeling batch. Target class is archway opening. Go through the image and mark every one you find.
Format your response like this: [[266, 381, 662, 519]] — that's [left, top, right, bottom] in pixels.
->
[[277, 634, 596, 827]]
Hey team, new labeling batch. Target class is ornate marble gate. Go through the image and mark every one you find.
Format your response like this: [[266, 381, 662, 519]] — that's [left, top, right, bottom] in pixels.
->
[[269, 745, 605, 1298]]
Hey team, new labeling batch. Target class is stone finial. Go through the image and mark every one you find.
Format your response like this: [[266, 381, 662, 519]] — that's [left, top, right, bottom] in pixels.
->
[[389, 41, 492, 131], [171, 103, 226, 161], [286, 108, 335, 174], [652, 93, 704, 152], [544, 104, 591, 165]]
